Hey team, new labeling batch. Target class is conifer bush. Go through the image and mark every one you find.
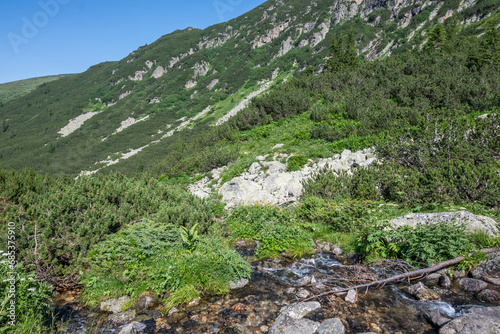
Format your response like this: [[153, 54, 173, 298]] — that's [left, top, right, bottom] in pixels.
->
[[0, 171, 214, 285]]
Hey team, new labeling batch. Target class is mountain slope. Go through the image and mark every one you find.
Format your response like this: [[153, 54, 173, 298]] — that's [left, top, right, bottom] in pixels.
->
[[0, 0, 498, 176], [0, 74, 72, 103]]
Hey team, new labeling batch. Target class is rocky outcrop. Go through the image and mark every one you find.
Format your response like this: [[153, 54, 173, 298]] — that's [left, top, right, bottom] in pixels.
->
[[189, 148, 376, 207], [129, 70, 147, 81], [192, 61, 210, 79], [185, 80, 197, 89], [389, 211, 499, 236], [439, 306, 500, 334], [253, 20, 290, 48], [151, 66, 166, 78], [207, 78, 219, 90]]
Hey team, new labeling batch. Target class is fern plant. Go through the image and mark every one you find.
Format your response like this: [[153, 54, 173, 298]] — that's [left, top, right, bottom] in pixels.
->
[[180, 224, 199, 253]]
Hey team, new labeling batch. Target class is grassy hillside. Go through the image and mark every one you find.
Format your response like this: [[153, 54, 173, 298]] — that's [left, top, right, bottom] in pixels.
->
[[0, 3, 499, 332], [1, 0, 497, 176], [0, 74, 73, 103]]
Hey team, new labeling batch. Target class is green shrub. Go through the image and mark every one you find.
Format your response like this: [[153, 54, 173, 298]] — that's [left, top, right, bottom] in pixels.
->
[[226, 205, 313, 258], [287, 155, 309, 171], [357, 222, 474, 265], [297, 197, 376, 232], [0, 257, 51, 331], [82, 229, 251, 309], [0, 171, 214, 286]]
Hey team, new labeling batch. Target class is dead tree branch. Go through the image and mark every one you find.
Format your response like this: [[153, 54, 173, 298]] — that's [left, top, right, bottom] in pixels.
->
[[306, 246, 500, 301]]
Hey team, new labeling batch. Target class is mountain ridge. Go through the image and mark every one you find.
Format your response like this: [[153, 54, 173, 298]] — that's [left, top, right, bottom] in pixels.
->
[[0, 0, 498, 176]]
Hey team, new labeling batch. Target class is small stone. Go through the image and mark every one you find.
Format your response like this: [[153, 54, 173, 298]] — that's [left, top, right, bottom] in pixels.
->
[[235, 240, 246, 247], [478, 289, 500, 302], [332, 248, 344, 256], [439, 274, 451, 289], [453, 270, 467, 278], [187, 297, 201, 307], [323, 243, 331, 252], [345, 289, 357, 304], [370, 323, 382, 332], [117, 321, 147, 334], [345, 253, 361, 265], [135, 293, 159, 311], [425, 273, 441, 284], [296, 289, 311, 299], [316, 318, 345, 334], [406, 282, 425, 296], [416, 287, 441, 301], [168, 307, 179, 316], [313, 282, 326, 290], [100, 296, 131, 314], [424, 310, 451, 327], [285, 287, 297, 295], [484, 277, 500, 286], [229, 278, 249, 290], [295, 276, 312, 287], [245, 312, 263, 327], [459, 278, 488, 292]]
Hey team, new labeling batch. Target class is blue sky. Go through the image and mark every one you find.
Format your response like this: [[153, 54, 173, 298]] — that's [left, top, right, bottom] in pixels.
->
[[0, 0, 267, 84]]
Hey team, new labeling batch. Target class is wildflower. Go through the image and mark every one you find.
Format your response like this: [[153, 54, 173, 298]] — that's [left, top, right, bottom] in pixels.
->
[[27, 288, 36, 292]]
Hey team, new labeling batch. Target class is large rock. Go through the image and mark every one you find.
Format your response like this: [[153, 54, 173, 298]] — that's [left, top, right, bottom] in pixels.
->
[[316, 318, 345, 334], [459, 278, 488, 292], [389, 211, 499, 237], [472, 251, 500, 279], [135, 292, 159, 312], [269, 302, 321, 334], [229, 278, 249, 290], [117, 321, 148, 334], [262, 173, 303, 199], [219, 177, 278, 208], [439, 306, 500, 334], [100, 296, 131, 314]]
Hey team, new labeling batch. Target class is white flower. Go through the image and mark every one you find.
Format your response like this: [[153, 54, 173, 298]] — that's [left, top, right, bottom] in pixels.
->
[[28, 277, 34, 281], [27, 288, 36, 292]]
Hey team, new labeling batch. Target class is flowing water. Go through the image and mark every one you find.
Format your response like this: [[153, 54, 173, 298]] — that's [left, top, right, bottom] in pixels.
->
[[50, 252, 499, 334]]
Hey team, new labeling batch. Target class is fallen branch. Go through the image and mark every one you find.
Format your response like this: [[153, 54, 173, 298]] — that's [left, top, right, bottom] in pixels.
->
[[305, 246, 500, 301]]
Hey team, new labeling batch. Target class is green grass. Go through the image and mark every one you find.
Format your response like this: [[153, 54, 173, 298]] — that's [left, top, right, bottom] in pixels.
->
[[0, 74, 73, 103]]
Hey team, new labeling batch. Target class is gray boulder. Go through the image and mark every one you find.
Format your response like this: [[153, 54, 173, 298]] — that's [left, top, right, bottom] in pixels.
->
[[439, 274, 451, 289], [100, 296, 131, 314], [269, 302, 321, 334], [389, 211, 499, 237], [439, 307, 500, 334], [219, 177, 278, 207], [135, 293, 159, 311], [229, 278, 249, 290], [315, 318, 345, 334], [472, 251, 500, 279], [459, 278, 488, 292], [262, 173, 303, 198], [424, 310, 451, 328], [117, 321, 148, 334], [263, 161, 287, 173]]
